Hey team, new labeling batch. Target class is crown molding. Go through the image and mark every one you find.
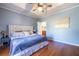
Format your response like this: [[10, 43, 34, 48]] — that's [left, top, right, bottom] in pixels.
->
[[0, 3, 79, 19], [40, 3, 79, 19], [0, 3, 39, 19]]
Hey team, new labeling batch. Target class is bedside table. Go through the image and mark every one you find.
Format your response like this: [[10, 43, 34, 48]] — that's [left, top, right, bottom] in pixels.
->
[[0, 37, 10, 47]]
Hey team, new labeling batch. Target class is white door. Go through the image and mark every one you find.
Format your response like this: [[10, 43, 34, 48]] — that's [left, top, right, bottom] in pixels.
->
[[37, 22, 46, 35]]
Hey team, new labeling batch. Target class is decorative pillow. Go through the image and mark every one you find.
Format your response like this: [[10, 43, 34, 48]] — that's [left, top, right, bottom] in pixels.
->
[[11, 32, 25, 38], [11, 31, 33, 40], [23, 32, 30, 36]]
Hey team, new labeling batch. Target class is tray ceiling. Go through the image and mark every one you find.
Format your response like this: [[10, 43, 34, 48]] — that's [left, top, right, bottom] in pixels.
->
[[0, 3, 79, 19]]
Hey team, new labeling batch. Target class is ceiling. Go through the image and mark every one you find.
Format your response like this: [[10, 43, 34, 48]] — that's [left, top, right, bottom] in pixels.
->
[[0, 3, 79, 19]]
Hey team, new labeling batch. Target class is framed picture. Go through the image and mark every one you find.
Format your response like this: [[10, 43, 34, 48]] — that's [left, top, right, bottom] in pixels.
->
[[54, 17, 70, 28]]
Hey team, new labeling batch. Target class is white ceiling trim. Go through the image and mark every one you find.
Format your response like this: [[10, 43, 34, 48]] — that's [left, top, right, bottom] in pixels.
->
[[0, 3, 39, 19], [40, 3, 79, 18], [12, 3, 26, 9], [0, 3, 79, 19]]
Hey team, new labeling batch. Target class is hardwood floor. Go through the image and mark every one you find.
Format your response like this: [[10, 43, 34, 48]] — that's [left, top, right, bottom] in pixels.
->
[[0, 41, 79, 56], [0, 47, 9, 56], [32, 41, 79, 56]]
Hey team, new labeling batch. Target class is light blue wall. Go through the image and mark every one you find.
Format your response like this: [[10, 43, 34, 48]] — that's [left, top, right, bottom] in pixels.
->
[[40, 6, 79, 46], [0, 8, 37, 32]]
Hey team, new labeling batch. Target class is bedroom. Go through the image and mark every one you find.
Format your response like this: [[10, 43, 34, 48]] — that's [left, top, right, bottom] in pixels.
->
[[0, 3, 79, 56]]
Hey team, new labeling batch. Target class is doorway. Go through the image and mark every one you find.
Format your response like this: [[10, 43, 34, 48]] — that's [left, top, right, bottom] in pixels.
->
[[37, 22, 46, 36]]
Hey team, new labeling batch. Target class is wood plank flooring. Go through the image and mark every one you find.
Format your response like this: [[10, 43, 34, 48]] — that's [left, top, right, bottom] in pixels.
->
[[0, 41, 79, 56], [32, 41, 79, 56], [0, 47, 9, 56]]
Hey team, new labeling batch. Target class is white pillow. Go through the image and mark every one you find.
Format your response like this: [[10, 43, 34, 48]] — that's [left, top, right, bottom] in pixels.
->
[[11, 31, 31, 40], [11, 32, 25, 37], [23, 32, 30, 36], [11, 32, 27, 40]]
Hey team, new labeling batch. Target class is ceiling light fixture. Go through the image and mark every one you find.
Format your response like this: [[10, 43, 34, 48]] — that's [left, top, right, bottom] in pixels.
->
[[38, 7, 43, 12], [32, 3, 52, 15]]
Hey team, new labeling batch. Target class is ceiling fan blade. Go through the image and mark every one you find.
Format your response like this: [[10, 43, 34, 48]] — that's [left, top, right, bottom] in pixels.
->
[[38, 3, 43, 7], [48, 4, 52, 7]]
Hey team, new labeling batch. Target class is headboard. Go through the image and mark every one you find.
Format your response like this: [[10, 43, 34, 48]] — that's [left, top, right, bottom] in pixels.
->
[[8, 25, 33, 36]]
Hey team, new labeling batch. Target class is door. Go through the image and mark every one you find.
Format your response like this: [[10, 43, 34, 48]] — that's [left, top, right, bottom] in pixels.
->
[[37, 22, 46, 35]]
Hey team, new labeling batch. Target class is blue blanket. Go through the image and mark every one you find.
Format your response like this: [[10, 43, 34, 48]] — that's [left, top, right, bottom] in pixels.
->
[[10, 35, 47, 55]]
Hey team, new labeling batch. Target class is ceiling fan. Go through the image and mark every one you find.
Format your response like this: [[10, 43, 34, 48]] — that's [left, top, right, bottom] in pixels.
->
[[32, 3, 52, 13]]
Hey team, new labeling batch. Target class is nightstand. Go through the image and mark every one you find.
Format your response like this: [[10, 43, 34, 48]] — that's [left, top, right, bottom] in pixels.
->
[[0, 37, 10, 47]]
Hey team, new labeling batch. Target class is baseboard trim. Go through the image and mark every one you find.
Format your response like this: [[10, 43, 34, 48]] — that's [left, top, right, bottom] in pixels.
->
[[53, 40, 79, 47]]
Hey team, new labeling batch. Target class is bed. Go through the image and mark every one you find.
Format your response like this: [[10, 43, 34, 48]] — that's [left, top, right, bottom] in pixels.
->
[[8, 25, 48, 56]]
